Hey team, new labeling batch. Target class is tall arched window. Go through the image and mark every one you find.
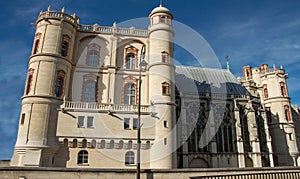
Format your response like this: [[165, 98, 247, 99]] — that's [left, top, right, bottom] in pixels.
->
[[125, 151, 135, 165], [87, 43, 100, 66], [125, 53, 136, 70], [124, 83, 136, 105], [25, 69, 34, 95], [61, 35, 70, 57], [77, 150, 88, 164], [83, 81, 96, 102], [55, 70, 65, 97]]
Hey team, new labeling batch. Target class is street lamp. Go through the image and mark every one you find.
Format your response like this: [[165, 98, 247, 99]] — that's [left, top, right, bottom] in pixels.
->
[[137, 45, 147, 179]]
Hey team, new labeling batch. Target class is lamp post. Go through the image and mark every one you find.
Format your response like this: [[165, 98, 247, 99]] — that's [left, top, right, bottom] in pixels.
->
[[137, 45, 147, 179]]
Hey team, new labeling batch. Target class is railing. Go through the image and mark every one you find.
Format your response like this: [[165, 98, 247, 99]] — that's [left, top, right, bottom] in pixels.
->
[[38, 11, 79, 24], [61, 101, 150, 113], [78, 24, 148, 37]]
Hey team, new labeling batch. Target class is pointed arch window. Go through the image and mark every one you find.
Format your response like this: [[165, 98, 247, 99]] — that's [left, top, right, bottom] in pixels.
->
[[77, 150, 88, 164], [162, 82, 170, 95], [124, 83, 136, 105], [61, 35, 70, 57], [33, 33, 41, 55], [25, 69, 34, 95], [87, 43, 100, 66], [55, 70, 65, 97], [125, 151, 135, 165]]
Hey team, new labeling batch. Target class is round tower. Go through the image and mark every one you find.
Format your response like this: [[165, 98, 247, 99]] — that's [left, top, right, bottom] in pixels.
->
[[148, 5, 176, 169], [260, 64, 299, 166], [10, 7, 78, 167]]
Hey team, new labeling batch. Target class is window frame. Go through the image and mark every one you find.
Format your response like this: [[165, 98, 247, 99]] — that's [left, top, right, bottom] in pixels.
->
[[124, 83, 136, 105], [77, 150, 88, 165], [162, 82, 170, 96], [125, 151, 135, 165], [78, 116, 85, 128], [61, 35, 70, 57]]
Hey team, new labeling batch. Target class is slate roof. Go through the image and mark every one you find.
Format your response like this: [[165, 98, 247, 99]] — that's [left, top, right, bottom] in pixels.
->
[[175, 66, 247, 95]]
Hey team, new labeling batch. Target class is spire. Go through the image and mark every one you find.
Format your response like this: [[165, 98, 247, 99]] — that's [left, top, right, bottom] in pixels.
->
[[226, 55, 231, 71]]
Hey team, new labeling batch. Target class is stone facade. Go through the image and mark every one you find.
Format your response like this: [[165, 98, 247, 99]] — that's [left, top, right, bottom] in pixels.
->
[[10, 5, 300, 169]]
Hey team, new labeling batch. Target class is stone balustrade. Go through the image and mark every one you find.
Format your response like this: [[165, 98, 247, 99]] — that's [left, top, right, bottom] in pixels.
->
[[61, 101, 150, 114], [38, 10, 149, 37]]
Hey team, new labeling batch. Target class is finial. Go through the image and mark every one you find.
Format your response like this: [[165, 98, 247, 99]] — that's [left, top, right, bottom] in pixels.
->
[[47, 6, 51, 11], [280, 65, 283, 69], [160, 0, 163, 7], [113, 21, 116, 27], [273, 64, 276, 70], [61, 7, 65, 13], [226, 55, 231, 71]]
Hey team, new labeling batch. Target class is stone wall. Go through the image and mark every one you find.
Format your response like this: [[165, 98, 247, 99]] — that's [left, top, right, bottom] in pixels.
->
[[0, 167, 300, 179]]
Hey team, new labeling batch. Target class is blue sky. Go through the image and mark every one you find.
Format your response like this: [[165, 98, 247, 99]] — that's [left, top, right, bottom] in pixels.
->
[[0, 0, 300, 160]]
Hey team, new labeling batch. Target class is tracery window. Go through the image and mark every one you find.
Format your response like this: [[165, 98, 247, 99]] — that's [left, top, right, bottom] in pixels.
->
[[61, 35, 70, 57], [187, 103, 208, 153], [87, 43, 100, 66], [55, 70, 65, 97], [124, 83, 136, 105], [77, 150, 88, 164], [25, 68, 34, 95], [125, 151, 135, 165], [216, 104, 234, 153]]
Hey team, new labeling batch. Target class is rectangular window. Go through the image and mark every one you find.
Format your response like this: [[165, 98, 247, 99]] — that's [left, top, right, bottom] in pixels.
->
[[87, 116, 94, 128], [289, 133, 293, 141], [78, 116, 85, 128], [20, 113, 25, 125], [124, 118, 130, 129], [164, 138, 167, 145], [164, 121, 168, 128], [133, 118, 139, 130]]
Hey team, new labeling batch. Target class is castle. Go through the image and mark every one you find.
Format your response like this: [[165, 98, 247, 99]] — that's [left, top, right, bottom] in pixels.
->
[[10, 5, 300, 169]]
